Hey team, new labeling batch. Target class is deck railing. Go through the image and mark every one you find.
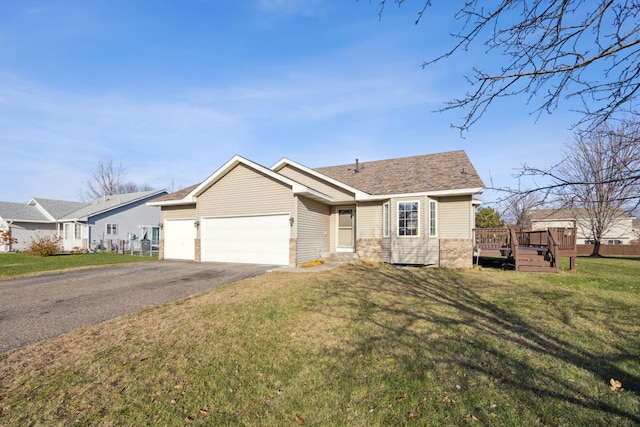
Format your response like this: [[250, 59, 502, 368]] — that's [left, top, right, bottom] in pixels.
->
[[474, 227, 577, 271], [474, 228, 511, 250]]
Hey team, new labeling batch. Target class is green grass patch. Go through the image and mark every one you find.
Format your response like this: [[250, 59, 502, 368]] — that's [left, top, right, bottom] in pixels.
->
[[0, 258, 638, 425], [0, 252, 157, 279]]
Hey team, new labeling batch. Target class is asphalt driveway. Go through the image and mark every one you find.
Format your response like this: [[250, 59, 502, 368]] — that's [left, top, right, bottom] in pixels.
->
[[0, 261, 275, 353]]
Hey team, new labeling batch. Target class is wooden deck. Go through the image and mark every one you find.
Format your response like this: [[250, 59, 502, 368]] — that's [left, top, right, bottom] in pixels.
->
[[474, 227, 577, 272]]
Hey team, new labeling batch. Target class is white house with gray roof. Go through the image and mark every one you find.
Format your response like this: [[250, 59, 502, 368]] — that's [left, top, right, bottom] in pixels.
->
[[0, 190, 167, 252]]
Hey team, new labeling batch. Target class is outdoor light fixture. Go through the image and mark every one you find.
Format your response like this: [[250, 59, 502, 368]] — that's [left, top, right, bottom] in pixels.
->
[[194, 220, 200, 228], [289, 216, 294, 226]]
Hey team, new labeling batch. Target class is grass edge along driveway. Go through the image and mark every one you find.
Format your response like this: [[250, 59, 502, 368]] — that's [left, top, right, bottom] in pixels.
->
[[1, 258, 639, 426], [0, 252, 157, 279]]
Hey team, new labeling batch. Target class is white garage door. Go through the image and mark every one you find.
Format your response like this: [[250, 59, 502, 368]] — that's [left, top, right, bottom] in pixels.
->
[[164, 219, 196, 260], [201, 214, 290, 265]]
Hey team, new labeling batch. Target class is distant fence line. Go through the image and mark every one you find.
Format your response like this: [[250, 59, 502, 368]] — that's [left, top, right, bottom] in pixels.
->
[[577, 245, 640, 256]]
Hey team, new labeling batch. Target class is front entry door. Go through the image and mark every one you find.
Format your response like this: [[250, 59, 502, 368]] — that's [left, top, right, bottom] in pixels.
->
[[337, 208, 354, 251]]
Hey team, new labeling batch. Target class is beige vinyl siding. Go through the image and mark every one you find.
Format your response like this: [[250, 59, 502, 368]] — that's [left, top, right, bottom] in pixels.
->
[[438, 196, 473, 239], [532, 217, 633, 243], [329, 210, 336, 251], [277, 164, 355, 203], [357, 201, 383, 238], [296, 196, 330, 264], [162, 204, 196, 221], [197, 164, 294, 219], [424, 239, 439, 265], [531, 219, 576, 230]]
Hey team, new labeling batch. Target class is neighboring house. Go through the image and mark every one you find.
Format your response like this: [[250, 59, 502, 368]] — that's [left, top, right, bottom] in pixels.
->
[[0, 190, 168, 252], [528, 208, 636, 245], [0, 198, 86, 252], [149, 150, 484, 268]]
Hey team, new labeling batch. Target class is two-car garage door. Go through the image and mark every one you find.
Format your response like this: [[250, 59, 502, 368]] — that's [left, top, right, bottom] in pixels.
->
[[201, 214, 290, 266]]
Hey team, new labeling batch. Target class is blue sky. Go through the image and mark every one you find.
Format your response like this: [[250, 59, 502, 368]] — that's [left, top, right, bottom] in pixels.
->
[[0, 0, 582, 203]]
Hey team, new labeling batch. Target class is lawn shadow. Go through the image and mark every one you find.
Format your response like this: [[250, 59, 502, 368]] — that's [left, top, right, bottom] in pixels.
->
[[311, 265, 640, 425], [475, 256, 514, 270]]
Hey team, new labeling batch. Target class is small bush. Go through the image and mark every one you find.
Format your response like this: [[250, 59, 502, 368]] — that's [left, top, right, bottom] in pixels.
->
[[27, 234, 62, 257]]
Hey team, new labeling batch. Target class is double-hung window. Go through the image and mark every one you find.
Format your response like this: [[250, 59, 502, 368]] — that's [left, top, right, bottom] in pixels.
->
[[398, 202, 419, 236], [74, 223, 82, 240], [106, 224, 118, 236], [429, 200, 437, 237], [382, 203, 390, 237]]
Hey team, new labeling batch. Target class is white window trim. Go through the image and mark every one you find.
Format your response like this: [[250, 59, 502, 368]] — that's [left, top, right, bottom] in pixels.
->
[[429, 200, 438, 237], [382, 202, 390, 237], [106, 223, 118, 235], [397, 201, 420, 237], [74, 223, 82, 240]]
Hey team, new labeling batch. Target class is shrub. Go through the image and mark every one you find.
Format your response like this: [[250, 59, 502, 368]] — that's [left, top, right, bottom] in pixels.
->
[[1, 228, 18, 251], [27, 234, 62, 257]]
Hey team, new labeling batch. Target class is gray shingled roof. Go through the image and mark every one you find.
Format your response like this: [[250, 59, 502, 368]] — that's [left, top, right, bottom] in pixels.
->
[[30, 198, 88, 219], [314, 150, 484, 195], [0, 201, 50, 222], [61, 190, 167, 220]]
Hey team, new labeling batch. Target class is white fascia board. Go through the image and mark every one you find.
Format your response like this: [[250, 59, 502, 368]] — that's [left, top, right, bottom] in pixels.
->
[[147, 199, 196, 207], [356, 187, 485, 201], [294, 187, 333, 202], [4, 219, 54, 224], [272, 158, 366, 199]]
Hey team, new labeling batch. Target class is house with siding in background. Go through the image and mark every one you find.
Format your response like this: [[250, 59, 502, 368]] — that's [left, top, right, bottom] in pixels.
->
[[529, 208, 636, 245], [150, 150, 485, 268], [0, 190, 167, 252]]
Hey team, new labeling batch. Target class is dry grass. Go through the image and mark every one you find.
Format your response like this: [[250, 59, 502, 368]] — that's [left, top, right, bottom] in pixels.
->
[[0, 260, 639, 426]]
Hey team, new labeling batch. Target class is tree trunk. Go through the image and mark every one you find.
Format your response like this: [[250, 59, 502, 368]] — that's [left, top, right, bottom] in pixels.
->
[[590, 240, 602, 257]]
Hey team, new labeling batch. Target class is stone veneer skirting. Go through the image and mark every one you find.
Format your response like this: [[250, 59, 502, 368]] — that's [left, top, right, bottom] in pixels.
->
[[356, 238, 383, 264], [194, 238, 201, 263], [159, 238, 165, 260], [289, 238, 297, 267], [439, 238, 473, 269]]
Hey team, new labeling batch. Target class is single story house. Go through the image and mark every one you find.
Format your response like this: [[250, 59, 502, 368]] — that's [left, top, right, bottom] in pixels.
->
[[149, 150, 485, 268], [528, 208, 636, 245], [0, 190, 168, 252]]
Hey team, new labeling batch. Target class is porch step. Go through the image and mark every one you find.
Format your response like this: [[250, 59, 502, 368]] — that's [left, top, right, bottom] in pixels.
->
[[322, 252, 359, 263], [517, 265, 559, 273], [515, 246, 557, 272]]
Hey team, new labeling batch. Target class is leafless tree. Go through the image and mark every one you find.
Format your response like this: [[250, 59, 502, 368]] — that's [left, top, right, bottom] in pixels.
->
[[513, 121, 640, 255], [83, 159, 152, 201], [379, 1, 640, 132], [504, 193, 543, 230]]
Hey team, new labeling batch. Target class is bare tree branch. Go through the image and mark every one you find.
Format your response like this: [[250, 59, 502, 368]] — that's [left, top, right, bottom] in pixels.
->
[[378, 0, 640, 133], [82, 159, 153, 201], [493, 120, 640, 255]]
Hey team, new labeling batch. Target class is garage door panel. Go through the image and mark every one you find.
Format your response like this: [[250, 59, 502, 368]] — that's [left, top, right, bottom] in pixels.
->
[[201, 215, 289, 265], [164, 219, 196, 260]]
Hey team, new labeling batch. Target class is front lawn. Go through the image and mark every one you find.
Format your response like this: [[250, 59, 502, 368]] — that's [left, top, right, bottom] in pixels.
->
[[0, 252, 158, 279], [0, 257, 638, 425]]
